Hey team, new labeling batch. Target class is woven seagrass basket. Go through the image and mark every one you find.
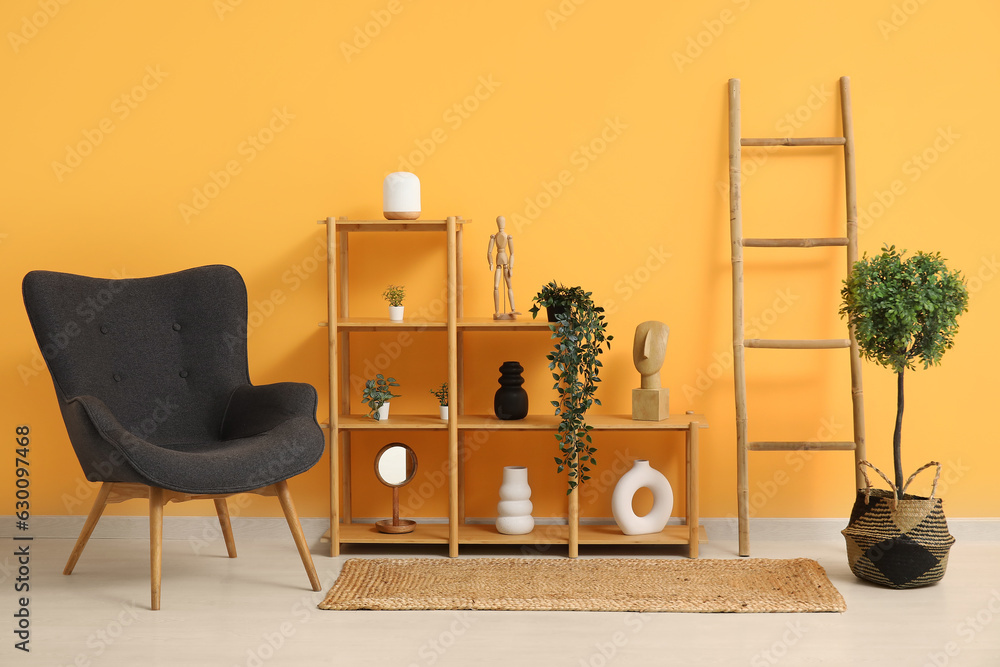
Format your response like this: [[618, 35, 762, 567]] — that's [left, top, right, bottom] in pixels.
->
[[842, 461, 955, 589]]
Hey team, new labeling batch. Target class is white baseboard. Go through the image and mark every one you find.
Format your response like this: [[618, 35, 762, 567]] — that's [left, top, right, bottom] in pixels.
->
[[8, 516, 999, 543]]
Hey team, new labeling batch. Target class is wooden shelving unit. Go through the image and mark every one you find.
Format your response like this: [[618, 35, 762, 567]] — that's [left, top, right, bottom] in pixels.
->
[[319, 216, 708, 558]]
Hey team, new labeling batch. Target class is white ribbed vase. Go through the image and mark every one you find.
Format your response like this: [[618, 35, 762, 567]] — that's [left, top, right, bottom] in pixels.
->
[[496, 466, 534, 535], [611, 459, 673, 535]]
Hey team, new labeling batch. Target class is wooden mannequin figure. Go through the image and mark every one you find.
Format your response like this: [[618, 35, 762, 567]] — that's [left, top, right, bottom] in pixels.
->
[[487, 215, 520, 320], [632, 321, 670, 421]]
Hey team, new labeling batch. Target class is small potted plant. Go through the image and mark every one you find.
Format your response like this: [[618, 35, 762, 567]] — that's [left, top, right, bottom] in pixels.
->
[[362, 374, 401, 421], [528, 281, 587, 322], [383, 284, 405, 321], [429, 382, 449, 420], [839, 244, 968, 588], [529, 282, 613, 494]]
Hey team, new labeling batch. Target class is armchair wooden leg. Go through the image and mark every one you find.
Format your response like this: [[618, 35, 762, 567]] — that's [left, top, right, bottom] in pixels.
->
[[64, 482, 114, 575], [149, 486, 164, 611], [274, 480, 322, 592], [213, 499, 238, 558]]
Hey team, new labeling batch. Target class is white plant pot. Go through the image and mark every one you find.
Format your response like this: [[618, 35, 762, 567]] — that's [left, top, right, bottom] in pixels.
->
[[611, 459, 673, 536], [439, 405, 449, 420], [496, 466, 534, 535], [376, 402, 390, 421], [389, 305, 404, 322]]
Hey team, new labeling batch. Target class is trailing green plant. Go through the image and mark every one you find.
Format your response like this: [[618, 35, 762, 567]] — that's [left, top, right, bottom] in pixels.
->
[[530, 282, 613, 494], [362, 374, 401, 421], [382, 284, 405, 307], [528, 281, 587, 320], [429, 382, 448, 407], [840, 244, 968, 494]]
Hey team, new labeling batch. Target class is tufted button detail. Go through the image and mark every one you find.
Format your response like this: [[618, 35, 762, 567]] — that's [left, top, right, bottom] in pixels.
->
[[113, 373, 122, 382], [100, 326, 109, 334], [172, 323, 181, 331], [179, 370, 188, 378]]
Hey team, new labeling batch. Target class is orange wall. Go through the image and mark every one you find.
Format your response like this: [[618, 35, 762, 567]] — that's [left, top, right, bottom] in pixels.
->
[[3, 0, 997, 521]]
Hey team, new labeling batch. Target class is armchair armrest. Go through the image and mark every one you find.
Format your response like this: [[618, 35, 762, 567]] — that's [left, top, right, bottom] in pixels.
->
[[220, 382, 319, 440], [61, 394, 157, 483]]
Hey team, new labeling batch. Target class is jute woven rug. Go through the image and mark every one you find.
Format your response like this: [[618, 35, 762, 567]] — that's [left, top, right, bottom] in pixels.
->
[[318, 557, 846, 613]]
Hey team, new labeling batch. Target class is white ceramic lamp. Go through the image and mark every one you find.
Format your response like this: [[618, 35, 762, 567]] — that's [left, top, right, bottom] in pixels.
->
[[383, 172, 421, 220]]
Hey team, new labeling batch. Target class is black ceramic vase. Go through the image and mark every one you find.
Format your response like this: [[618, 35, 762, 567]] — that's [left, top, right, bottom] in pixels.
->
[[494, 361, 528, 420]]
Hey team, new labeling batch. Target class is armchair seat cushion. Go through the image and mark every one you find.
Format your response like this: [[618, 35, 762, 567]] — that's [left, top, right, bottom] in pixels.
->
[[132, 416, 324, 494]]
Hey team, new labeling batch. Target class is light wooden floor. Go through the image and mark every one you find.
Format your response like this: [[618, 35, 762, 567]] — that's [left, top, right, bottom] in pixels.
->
[[3, 532, 999, 666]]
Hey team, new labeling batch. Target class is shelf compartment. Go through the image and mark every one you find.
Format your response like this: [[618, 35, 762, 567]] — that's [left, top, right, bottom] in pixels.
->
[[576, 524, 708, 545], [335, 522, 450, 544], [457, 523, 569, 545], [458, 413, 708, 431], [337, 414, 450, 430]]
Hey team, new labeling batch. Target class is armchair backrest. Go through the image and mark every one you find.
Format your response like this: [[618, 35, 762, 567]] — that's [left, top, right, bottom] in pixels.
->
[[22, 265, 250, 444]]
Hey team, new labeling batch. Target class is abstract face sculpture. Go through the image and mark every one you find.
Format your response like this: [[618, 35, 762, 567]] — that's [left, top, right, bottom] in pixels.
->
[[633, 321, 669, 390]]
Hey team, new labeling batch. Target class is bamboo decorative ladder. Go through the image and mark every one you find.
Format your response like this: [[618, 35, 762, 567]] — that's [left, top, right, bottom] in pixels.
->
[[728, 77, 867, 557]]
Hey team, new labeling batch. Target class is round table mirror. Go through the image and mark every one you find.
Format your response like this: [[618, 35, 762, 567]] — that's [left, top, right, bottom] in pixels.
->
[[374, 442, 418, 534]]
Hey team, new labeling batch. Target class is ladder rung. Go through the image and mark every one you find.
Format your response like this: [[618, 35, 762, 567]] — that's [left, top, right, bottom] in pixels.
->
[[743, 237, 849, 248], [741, 137, 846, 147], [749, 441, 856, 452], [745, 339, 851, 349]]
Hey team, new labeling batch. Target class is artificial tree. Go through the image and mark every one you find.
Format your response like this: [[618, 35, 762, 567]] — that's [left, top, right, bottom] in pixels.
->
[[840, 245, 968, 494]]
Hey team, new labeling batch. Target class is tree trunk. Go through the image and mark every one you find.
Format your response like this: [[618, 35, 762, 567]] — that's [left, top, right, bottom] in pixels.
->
[[893, 369, 905, 495]]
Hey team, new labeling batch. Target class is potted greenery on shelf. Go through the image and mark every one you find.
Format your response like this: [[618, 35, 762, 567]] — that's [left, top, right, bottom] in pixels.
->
[[530, 282, 613, 494], [529, 280, 587, 322], [429, 382, 449, 420], [362, 374, 401, 421], [839, 244, 968, 588], [383, 284, 405, 321]]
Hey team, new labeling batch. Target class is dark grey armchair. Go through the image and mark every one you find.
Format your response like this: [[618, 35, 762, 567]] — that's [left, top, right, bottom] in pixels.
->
[[22, 265, 325, 609]]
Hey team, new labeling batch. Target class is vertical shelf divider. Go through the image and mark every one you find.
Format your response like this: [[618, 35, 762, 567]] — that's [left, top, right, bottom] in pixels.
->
[[447, 216, 460, 557]]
